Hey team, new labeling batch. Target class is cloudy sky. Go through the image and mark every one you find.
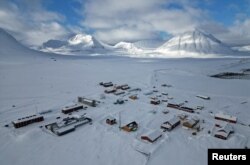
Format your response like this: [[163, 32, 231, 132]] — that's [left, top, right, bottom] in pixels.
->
[[0, 0, 250, 46]]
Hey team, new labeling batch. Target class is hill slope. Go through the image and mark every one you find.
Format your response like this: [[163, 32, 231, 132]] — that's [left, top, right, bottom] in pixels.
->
[[156, 30, 237, 57]]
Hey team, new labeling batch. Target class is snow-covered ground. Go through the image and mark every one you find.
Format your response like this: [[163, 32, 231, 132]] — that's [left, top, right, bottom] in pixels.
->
[[0, 28, 250, 165]]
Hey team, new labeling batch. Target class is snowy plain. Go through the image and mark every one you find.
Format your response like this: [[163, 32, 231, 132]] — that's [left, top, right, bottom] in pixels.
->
[[0, 28, 250, 165]]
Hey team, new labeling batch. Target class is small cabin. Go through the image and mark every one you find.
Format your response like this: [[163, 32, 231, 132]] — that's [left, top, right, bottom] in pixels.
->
[[128, 88, 141, 92], [179, 106, 194, 113], [214, 113, 237, 123], [196, 95, 210, 100], [141, 130, 162, 143], [214, 124, 234, 140], [167, 103, 180, 109], [62, 104, 83, 114], [78, 97, 97, 107], [161, 116, 180, 131], [183, 118, 199, 129], [150, 100, 160, 105], [106, 116, 117, 125], [102, 82, 113, 87], [122, 121, 138, 132], [12, 115, 44, 128], [121, 85, 130, 90], [114, 90, 125, 95], [104, 88, 117, 94]]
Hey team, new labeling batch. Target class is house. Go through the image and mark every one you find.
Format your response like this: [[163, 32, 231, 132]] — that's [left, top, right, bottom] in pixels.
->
[[179, 106, 194, 113], [62, 104, 83, 114], [128, 88, 141, 92], [167, 103, 180, 109], [102, 82, 113, 87], [78, 97, 97, 107], [196, 95, 210, 100], [121, 85, 130, 90], [150, 100, 160, 105], [178, 113, 188, 120], [141, 130, 162, 143], [214, 113, 237, 123], [121, 121, 138, 132], [114, 90, 125, 95], [161, 116, 180, 131], [183, 118, 199, 129], [106, 116, 117, 125], [104, 88, 117, 94], [129, 95, 138, 100], [12, 115, 44, 128], [214, 124, 234, 140]]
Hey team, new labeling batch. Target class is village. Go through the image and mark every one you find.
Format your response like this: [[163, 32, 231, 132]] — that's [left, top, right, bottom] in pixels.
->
[[4, 79, 241, 146]]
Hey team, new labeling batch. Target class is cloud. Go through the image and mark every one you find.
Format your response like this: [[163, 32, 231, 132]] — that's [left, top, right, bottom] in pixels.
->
[[80, 0, 208, 43], [0, 0, 69, 46]]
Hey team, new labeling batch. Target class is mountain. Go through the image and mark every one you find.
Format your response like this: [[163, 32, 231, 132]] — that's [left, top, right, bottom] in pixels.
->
[[133, 39, 165, 49], [156, 29, 237, 57], [232, 45, 250, 52], [113, 42, 143, 54], [41, 33, 106, 55], [0, 28, 48, 62]]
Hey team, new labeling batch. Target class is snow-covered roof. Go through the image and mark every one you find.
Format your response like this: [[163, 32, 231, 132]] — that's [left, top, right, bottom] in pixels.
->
[[141, 130, 162, 141], [62, 104, 82, 110], [166, 116, 180, 126], [215, 124, 233, 138], [214, 113, 237, 122], [13, 115, 43, 124], [56, 125, 75, 134]]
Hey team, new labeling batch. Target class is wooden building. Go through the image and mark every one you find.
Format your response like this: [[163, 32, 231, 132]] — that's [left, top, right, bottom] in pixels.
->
[[62, 104, 83, 114], [121, 85, 130, 90], [150, 100, 160, 105], [78, 97, 97, 107], [196, 95, 210, 100], [102, 82, 113, 87], [104, 88, 117, 94], [167, 103, 180, 109], [12, 115, 44, 128], [214, 124, 234, 140], [121, 121, 138, 132], [214, 113, 237, 123], [179, 106, 194, 113], [161, 116, 180, 131], [183, 118, 199, 129], [141, 130, 162, 143], [114, 90, 125, 95]]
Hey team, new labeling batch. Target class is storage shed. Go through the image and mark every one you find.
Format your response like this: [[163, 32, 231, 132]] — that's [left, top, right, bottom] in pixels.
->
[[214, 124, 234, 140], [141, 130, 162, 143], [161, 116, 180, 131]]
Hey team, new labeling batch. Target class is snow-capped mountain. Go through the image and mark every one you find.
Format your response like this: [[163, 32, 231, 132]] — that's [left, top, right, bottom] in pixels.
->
[[113, 42, 143, 54], [133, 39, 165, 49], [232, 45, 250, 52], [41, 33, 106, 55], [0, 28, 47, 61], [156, 29, 236, 57]]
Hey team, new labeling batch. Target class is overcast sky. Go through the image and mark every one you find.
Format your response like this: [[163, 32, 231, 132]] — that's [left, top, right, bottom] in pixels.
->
[[0, 0, 250, 46]]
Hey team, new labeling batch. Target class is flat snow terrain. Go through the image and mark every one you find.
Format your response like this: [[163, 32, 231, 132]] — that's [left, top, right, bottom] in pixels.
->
[[1, 55, 250, 165], [1, 27, 250, 165]]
